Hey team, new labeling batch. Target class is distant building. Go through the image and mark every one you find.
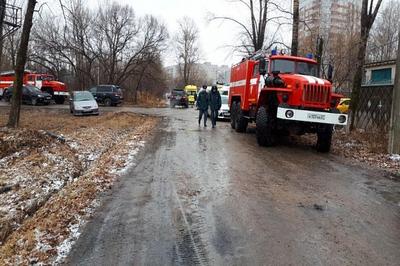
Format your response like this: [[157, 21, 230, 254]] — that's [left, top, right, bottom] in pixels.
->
[[363, 59, 397, 85], [299, 0, 359, 41]]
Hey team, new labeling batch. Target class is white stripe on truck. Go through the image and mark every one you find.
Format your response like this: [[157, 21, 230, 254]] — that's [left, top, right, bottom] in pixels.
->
[[230, 79, 246, 88]]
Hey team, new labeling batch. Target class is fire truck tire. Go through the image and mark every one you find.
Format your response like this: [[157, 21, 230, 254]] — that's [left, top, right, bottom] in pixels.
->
[[316, 125, 333, 153], [235, 103, 248, 133], [54, 96, 65, 104], [256, 106, 276, 147], [230, 102, 237, 129]]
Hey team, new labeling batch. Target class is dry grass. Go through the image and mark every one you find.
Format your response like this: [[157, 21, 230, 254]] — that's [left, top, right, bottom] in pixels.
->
[[124, 91, 167, 108], [0, 109, 159, 265]]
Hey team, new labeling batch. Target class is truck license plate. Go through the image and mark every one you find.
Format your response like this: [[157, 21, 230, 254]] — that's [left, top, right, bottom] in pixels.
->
[[307, 113, 325, 120]]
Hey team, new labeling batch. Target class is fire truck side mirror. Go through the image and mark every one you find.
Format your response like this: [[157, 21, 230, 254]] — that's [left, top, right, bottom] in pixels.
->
[[258, 58, 267, 76]]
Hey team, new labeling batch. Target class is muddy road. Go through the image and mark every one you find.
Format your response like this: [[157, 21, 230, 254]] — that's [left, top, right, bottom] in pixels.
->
[[66, 107, 400, 266]]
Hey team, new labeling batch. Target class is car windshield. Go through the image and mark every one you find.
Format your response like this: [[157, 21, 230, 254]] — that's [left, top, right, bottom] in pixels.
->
[[221, 95, 228, 104], [173, 90, 185, 96], [187, 91, 197, 95], [74, 91, 94, 101], [26, 86, 41, 93], [42, 75, 54, 81], [272, 60, 295, 74], [297, 62, 318, 76], [271, 59, 318, 76]]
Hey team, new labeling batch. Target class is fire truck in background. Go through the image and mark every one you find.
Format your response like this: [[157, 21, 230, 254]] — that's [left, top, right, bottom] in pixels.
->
[[229, 50, 347, 152], [0, 70, 68, 104]]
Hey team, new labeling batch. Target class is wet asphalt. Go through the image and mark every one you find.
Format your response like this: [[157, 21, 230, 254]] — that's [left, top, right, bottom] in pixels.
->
[[65, 107, 400, 266]]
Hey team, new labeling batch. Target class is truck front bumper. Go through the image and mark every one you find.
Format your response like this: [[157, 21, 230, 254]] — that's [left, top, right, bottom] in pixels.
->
[[277, 107, 348, 125]]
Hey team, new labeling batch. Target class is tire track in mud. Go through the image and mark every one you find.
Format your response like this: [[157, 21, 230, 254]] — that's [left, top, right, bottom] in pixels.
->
[[172, 185, 209, 266]]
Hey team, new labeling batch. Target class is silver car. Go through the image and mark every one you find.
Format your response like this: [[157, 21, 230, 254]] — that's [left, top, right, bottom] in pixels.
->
[[70, 91, 99, 116]]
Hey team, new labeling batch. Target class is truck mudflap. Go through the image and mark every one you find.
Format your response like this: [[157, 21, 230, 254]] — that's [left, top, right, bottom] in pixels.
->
[[53, 91, 69, 96], [277, 107, 348, 125]]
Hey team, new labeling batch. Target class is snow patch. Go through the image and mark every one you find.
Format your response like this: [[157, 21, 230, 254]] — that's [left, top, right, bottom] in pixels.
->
[[389, 154, 400, 161]]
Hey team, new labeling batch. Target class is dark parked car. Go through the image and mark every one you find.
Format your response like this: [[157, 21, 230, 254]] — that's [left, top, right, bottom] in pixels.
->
[[169, 89, 188, 108], [4, 85, 52, 105], [89, 85, 123, 106]]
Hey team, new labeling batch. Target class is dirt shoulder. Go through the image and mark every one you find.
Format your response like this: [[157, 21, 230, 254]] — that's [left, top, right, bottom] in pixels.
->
[[294, 128, 400, 177], [0, 109, 159, 265]]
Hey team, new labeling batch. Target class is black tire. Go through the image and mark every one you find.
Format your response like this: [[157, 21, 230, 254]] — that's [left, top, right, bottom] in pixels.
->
[[31, 98, 37, 106], [316, 125, 333, 152], [235, 102, 248, 133], [230, 101, 237, 129], [256, 106, 276, 146], [104, 98, 112, 106], [54, 96, 65, 104]]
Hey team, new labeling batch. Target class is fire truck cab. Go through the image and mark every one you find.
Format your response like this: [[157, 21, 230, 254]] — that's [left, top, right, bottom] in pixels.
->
[[229, 51, 347, 152], [0, 71, 68, 104]]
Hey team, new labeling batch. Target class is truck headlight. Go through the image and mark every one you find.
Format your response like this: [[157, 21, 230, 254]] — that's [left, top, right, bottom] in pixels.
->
[[338, 115, 346, 123], [285, 110, 294, 118]]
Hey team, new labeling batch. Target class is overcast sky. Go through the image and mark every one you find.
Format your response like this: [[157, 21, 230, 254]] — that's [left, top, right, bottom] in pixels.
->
[[82, 0, 292, 67]]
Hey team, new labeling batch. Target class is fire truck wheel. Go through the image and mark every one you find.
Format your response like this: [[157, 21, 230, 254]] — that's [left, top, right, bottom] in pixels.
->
[[235, 102, 248, 133], [256, 106, 276, 147], [316, 125, 333, 153], [230, 102, 237, 129]]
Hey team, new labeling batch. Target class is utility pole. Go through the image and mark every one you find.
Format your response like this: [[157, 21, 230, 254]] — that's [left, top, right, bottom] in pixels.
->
[[291, 0, 299, 56], [388, 31, 400, 154], [0, 0, 7, 71]]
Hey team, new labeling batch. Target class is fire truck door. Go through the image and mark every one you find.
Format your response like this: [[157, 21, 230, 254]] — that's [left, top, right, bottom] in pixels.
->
[[248, 64, 259, 103]]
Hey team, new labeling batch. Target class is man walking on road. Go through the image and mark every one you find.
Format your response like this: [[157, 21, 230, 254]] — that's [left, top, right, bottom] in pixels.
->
[[197, 85, 209, 127], [209, 85, 221, 128]]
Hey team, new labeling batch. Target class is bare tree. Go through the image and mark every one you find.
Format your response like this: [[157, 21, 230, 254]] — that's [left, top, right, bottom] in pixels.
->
[[30, 1, 168, 94], [350, 0, 383, 130], [291, 0, 299, 56], [367, 0, 400, 62], [7, 0, 37, 128], [175, 16, 200, 86], [210, 0, 290, 55]]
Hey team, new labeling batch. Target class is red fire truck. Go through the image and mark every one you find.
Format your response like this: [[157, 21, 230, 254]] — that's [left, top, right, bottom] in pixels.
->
[[0, 70, 68, 104], [229, 50, 347, 152]]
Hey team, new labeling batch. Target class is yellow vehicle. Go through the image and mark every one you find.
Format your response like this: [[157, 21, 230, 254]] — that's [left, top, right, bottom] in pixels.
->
[[184, 85, 197, 106], [337, 98, 351, 114]]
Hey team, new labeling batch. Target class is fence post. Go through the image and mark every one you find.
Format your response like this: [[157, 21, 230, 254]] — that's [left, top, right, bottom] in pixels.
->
[[388, 34, 400, 154]]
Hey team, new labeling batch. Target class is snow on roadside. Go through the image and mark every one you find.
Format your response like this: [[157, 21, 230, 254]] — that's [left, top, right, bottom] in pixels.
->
[[389, 154, 400, 161]]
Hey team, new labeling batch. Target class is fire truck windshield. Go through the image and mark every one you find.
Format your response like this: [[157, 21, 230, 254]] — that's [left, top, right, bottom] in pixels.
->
[[271, 59, 318, 77]]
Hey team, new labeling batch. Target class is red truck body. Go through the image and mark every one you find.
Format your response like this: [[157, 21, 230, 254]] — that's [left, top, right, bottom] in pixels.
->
[[229, 52, 347, 152], [0, 70, 68, 104]]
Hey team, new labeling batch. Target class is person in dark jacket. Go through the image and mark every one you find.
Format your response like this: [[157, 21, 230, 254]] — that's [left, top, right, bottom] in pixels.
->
[[196, 85, 209, 127], [209, 85, 221, 128]]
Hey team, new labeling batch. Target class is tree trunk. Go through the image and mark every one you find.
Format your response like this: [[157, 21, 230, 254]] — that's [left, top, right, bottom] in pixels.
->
[[349, 33, 368, 131], [0, 0, 7, 71], [291, 0, 299, 56], [7, 0, 37, 128]]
